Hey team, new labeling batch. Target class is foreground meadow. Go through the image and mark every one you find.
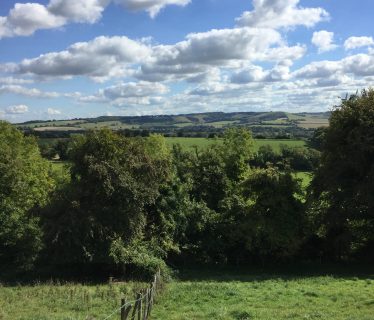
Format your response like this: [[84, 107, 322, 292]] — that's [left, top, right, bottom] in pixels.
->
[[152, 269, 374, 320], [0, 281, 146, 320]]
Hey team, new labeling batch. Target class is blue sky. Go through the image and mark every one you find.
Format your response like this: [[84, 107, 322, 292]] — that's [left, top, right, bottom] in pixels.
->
[[1, 0, 374, 122]]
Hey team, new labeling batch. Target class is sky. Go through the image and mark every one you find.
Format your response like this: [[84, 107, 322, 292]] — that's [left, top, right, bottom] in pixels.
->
[[1, 0, 374, 122]]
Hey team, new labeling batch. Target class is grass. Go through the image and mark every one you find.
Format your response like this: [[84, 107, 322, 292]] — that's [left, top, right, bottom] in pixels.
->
[[0, 281, 146, 320], [152, 268, 374, 320], [165, 137, 306, 152]]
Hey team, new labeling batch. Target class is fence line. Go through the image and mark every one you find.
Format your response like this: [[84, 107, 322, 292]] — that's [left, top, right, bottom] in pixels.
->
[[102, 269, 162, 320]]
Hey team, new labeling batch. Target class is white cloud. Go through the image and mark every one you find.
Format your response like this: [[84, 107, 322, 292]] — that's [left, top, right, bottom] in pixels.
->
[[115, 0, 190, 18], [312, 30, 338, 53], [293, 53, 374, 79], [0, 3, 66, 38], [236, 0, 328, 29], [48, 0, 109, 23], [0, 0, 190, 39], [47, 108, 62, 115], [102, 81, 169, 99], [10, 27, 305, 83], [0, 85, 60, 98], [0, 77, 33, 85], [137, 27, 304, 81], [17, 36, 151, 81], [5, 104, 29, 114], [78, 81, 169, 106], [230, 62, 291, 84], [344, 36, 374, 50]]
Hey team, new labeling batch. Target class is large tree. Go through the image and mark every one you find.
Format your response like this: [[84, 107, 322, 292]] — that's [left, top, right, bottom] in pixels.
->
[[42, 130, 172, 275], [0, 121, 54, 270], [309, 89, 374, 260]]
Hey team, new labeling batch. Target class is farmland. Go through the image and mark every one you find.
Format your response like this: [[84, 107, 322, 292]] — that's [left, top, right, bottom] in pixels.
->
[[165, 137, 306, 152], [16, 111, 329, 133], [152, 269, 374, 320]]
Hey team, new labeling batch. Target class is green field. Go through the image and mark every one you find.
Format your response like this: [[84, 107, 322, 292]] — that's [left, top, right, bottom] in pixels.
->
[[165, 137, 306, 152], [0, 281, 146, 320], [152, 269, 374, 320]]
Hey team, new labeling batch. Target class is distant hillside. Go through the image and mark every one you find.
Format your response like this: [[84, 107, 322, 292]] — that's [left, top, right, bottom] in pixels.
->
[[16, 111, 330, 133]]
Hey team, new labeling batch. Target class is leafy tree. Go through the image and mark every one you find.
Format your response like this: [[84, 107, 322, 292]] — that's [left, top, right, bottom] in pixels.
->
[[221, 168, 305, 263], [42, 130, 172, 275], [309, 89, 374, 260], [0, 121, 54, 270]]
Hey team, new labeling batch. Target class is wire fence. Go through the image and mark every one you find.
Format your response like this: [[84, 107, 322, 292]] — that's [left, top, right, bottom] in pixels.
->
[[102, 270, 162, 320]]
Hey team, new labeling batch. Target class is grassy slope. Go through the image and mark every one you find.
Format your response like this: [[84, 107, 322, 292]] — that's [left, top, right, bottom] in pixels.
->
[[152, 270, 374, 320], [0, 281, 146, 320]]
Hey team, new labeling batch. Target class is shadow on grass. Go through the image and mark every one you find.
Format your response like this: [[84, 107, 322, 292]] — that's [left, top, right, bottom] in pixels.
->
[[173, 263, 374, 282]]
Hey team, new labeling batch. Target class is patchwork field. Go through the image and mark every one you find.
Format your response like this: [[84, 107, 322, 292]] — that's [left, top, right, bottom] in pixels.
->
[[152, 269, 374, 320]]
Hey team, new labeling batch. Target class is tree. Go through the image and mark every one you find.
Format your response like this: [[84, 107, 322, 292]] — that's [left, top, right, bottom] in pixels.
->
[[42, 130, 172, 275], [309, 89, 374, 260], [0, 121, 54, 270], [221, 167, 305, 263]]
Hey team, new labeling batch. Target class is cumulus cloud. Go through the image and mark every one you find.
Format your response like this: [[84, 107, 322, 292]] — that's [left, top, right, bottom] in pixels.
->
[[236, 0, 328, 29], [230, 61, 291, 84], [312, 30, 337, 53], [137, 27, 305, 81], [78, 81, 169, 106], [47, 108, 62, 115], [0, 3, 66, 38], [17, 36, 151, 81], [9, 27, 305, 83], [344, 36, 374, 50], [115, 0, 191, 18], [0, 0, 190, 38], [0, 85, 60, 98], [293, 53, 374, 80], [0, 77, 33, 85], [102, 81, 169, 99], [5, 104, 29, 114]]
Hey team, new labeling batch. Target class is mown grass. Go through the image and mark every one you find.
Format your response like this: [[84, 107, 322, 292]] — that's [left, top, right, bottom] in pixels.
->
[[0, 281, 146, 320], [152, 269, 374, 320], [165, 137, 306, 152]]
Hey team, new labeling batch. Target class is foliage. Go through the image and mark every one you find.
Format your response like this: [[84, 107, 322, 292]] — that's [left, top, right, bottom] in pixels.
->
[[41, 129, 172, 275], [251, 144, 320, 171], [309, 89, 374, 260], [220, 168, 305, 263], [0, 122, 54, 270]]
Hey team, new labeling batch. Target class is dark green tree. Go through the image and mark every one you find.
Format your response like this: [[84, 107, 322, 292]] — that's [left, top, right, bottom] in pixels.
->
[[42, 130, 172, 275], [221, 167, 305, 263], [309, 89, 374, 260]]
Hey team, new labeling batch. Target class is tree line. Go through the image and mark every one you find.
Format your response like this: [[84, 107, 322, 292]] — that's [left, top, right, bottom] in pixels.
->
[[1, 89, 374, 278]]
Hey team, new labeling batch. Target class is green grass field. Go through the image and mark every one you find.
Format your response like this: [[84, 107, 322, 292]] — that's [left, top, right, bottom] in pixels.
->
[[152, 269, 374, 320], [0, 281, 146, 320], [165, 137, 306, 152]]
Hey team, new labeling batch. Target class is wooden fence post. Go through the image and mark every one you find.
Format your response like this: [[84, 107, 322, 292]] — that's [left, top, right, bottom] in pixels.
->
[[137, 293, 142, 320], [121, 298, 126, 320], [117, 271, 161, 320]]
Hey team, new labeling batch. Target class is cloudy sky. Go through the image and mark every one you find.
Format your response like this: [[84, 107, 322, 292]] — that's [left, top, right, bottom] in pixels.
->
[[1, 0, 374, 122]]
